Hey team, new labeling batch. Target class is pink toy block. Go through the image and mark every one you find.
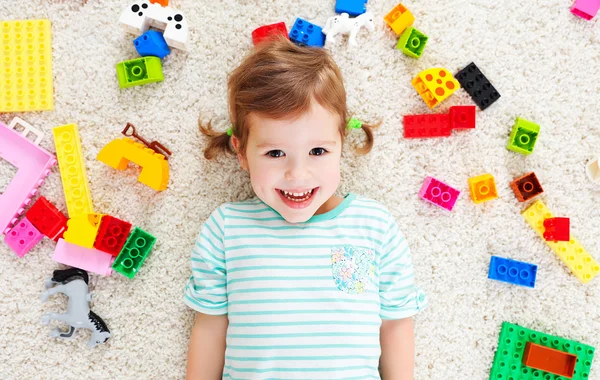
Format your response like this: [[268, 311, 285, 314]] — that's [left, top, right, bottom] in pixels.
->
[[0, 118, 56, 235], [52, 238, 114, 276], [419, 176, 460, 211], [571, 0, 600, 20], [4, 217, 44, 258]]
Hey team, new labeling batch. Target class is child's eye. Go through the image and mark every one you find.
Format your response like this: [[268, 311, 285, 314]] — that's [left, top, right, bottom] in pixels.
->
[[310, 148, 327, 156], [267, 150, 285, 158]]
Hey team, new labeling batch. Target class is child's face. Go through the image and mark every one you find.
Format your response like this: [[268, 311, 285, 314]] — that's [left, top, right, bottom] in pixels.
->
[[234, 101, 342, 223]]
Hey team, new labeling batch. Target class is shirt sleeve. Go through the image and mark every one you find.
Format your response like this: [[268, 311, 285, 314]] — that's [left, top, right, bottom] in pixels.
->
[[183, 205, 228, 315], [378, 216, 428, 320]]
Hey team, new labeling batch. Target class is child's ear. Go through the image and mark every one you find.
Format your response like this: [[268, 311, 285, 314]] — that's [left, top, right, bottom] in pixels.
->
[[231, 135, 249, 171]]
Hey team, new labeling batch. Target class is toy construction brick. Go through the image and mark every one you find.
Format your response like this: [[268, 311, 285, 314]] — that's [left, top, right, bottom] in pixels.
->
[[523, 200, 600, 284], [411, 68, 460, 109], [116, 56, 164, 88], [468, 173, 498, 204], [449, 105, 476, 129], [403, 113, 450, 138], [4, 217, 43, 258], [112, 227, 157, 279], [488, 256, 537, 288], [455, 62, 500, 111], [419, 176, 460, 211], [335, 0, 368, 16], [63, 213, 104, 249], [134, 30, 170, 59], [396, 27, 428, 58], [289, 18, 325, 48], [149, 0, 169, 6], [25, 196, 67, 241], [94, 215, 132, 256], [543, 217, 570, 242], [507, 117, 540, 155], [384, 3, 415, 35], [571, 0, 600, 20], [490, 322, 594, 380], [510, 172, 544, 202], [0, 20, 54, 112], [586, 157, 600, 184], [53, 238, 114, 276], [252, 22, 289, 46], [523, 342, 578, 378]]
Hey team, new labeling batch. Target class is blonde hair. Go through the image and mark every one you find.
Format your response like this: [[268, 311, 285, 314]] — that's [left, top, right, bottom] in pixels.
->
[[200, 36, 379, 160]]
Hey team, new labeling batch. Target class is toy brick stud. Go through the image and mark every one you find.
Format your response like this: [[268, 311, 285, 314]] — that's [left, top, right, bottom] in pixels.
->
[[251, 22, 289, 46], [468, 173, 498, 203], [586, 156, 600, 184], [510, 172, 543, 202], [543, 217, 570, 242]]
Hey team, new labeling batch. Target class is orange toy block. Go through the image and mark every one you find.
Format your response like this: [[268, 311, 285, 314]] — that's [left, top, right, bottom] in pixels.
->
[[384, 3, 415, 35], [523, 342, 577, 378]]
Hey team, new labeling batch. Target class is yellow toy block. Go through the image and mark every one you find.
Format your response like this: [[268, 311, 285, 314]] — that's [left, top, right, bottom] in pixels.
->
[[468, 173, 498, 204], [384, 3, 415, 35], [0, 19, 53, 112], [63, 213, 104, 248], [412, 68, 460, 109], [522, 200, 599, 284], [97, 138, 169, 191], [52, 124, 94, 219]]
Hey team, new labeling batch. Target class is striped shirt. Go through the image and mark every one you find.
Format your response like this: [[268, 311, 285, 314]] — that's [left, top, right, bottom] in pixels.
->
[[183, 193, 428, 379]]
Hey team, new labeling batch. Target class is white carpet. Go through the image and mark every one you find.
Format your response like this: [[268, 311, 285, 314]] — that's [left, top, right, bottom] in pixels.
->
[[1, 0, 599, 379]]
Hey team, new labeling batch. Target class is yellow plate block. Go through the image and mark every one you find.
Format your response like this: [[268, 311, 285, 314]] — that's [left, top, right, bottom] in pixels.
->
[[63, 213, 104, 248], [0, 19, 53, 112], [97, 137, 169, 191], [522, 200, 599, 284], [52, 124, 94, 219], [468, 173, 498, 204], [384, 3, 415, 35], [412, 68, 460, 109]]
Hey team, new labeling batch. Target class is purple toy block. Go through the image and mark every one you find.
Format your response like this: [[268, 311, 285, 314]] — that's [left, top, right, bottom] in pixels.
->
[[4, 217, 44, 258], [52, 239, 114, 276], [419, 176, 460, 211], [571, 0, 600, 20]]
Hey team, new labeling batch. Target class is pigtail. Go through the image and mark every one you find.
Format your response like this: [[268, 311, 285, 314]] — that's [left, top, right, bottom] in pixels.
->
[[198, 118, 236, 160], [348, 117, 381, 155]]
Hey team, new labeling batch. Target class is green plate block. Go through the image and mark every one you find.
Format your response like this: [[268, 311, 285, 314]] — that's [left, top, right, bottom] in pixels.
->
[[507, 117, 540, 155], [112, 227, 157, 279], [396, 26, 428, 58], [490, 322, 595, 380], [116, 57, 164, 89]]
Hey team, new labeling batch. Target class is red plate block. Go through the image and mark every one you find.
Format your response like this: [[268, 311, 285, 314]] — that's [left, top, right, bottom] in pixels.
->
[[543, 217, 570, 242], [404, 114, 450, 138]]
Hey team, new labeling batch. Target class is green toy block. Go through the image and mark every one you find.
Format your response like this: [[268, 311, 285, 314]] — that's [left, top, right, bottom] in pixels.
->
[[112, 227, 157, 279], [490, 322, 595, 380], [115, 57, 164, 89], [507, 117, 540, 155], [396, 27, 428, 58]]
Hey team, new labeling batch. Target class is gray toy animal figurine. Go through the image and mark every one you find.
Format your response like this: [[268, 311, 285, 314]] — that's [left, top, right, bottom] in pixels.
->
[[41, 268, 111, 348]]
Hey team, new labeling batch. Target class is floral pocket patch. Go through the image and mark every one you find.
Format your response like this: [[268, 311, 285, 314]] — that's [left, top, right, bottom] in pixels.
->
[[331, 245, 376, 294]]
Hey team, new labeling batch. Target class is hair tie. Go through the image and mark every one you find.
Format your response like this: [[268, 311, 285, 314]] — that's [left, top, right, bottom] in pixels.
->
[[347, 118, 362, 130], [226, 128, 233, 136]]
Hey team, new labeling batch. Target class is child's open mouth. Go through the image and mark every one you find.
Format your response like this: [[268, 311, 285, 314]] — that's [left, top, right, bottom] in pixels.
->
[[277, 187, 318, 208]]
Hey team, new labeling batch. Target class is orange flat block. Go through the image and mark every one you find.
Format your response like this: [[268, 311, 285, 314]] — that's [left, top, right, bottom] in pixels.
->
[[523, 342, 577, 378]]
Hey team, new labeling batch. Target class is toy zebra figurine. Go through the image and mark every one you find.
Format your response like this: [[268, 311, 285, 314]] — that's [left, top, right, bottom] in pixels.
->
[[322, 11, 375, 48], [41, 268, 111, 348]]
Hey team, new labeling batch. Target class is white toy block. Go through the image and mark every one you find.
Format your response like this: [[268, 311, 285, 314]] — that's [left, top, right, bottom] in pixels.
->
[[587, 156, 600, 184]]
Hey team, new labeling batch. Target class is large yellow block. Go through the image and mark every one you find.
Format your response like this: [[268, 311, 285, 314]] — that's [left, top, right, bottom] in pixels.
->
[[412, 68, 460, 109], [63, 213, 104, 248]]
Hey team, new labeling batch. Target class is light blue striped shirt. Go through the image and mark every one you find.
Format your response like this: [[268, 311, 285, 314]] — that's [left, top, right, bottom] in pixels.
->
[[184, 193, 427, 379]]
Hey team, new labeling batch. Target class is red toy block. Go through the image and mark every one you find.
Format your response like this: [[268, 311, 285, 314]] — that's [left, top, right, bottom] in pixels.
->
[[543, 217, 570, 242], [403, 114, 450, 138], [25, 196, 68, 242], [93, 215, 132, 256], [449, 105, 476, 129], [251, 22, 289, 46], [523, 342, 577, 378]]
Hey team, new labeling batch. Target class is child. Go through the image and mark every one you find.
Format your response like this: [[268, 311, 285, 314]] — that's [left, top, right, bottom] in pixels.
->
[[184, 37, 427, 380]]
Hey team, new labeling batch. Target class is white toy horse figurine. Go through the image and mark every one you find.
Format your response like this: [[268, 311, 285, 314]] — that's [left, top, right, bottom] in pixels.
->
[[322, 11, 375, 48]]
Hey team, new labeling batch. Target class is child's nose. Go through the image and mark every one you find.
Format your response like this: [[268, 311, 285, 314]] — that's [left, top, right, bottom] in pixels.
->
[[284, 160, 311, 182]]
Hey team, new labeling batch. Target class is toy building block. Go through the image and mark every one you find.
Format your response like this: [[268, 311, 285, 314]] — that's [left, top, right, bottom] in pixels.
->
[[4, 217, 44, 258], [490, 322, 594, 380], [396, 27, 428, 58], [25, 196, 68, 241], [116, 57, 164, 89], [523, 342, 578, 378], [571, 0, 600, 20], [384, 3, 415, 35], [523, 200, 600, 284], [335, 0, 368, 16], [403, 114, 450, 138], [149, 0, 168, 6], [53, 239, 114, 276], [510, 172, 544, 202], [411, 68, 460, 109], [488, 256, 537, 288], [94, 215, 132, 256], [112, 227, 157, 279], [96, 137, 169, 191], [134, 30, 170, 59], [468, 173, 498, 204], [0, 119, 56, 235], [252, 22, 289, 46], [455, 62, 500, 111], [121, 122, 171, 159], [449, 105, 476, 129], [52, 124, 94, 219], [586, 156, 600, 184], [289, 18, 325, 48], [419, 176, 460, 211], [63, 213, 104, 248], [0, 19, 54, 112], [507, 117, 540, 155], [543, 217, 570, 242], [120, 1, 188, 50]]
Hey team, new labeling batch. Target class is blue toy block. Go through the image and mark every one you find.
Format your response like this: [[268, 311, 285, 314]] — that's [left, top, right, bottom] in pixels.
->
[[335, 0, 368, 16], [488, 256, 537, 288], [289, 18, 325, 48], [133, 30, 171, 59]]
